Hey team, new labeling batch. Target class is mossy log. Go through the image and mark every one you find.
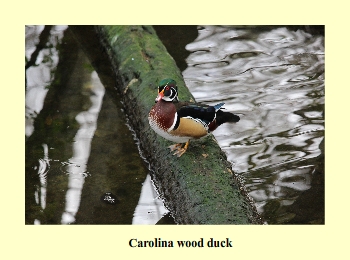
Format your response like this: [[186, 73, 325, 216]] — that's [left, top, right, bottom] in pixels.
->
[[93, 25, 262, 224]]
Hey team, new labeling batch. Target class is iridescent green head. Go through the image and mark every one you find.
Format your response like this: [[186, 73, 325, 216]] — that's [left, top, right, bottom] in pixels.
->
[[155, 79, 179, 102]]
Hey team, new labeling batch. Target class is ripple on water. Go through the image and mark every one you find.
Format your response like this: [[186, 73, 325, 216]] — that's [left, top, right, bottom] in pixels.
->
[[183, 26, 324, 224]]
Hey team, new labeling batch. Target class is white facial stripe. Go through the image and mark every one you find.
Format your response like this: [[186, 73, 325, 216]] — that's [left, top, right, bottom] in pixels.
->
[[163, 96, 173, 101], [161, 88, 177, 101]]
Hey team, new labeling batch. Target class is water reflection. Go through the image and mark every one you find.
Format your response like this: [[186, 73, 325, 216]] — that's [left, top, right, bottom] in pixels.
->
[[182, 26, 324, 224], [132, 174, 169, 224], [34, 144, 50, 215], [25, 26, 169, 224], [61, 71, 105, 224], [25, 25, 68, 137]]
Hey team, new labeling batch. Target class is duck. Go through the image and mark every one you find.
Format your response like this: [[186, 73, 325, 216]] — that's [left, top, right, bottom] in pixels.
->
[[148, 79, 240, 157]]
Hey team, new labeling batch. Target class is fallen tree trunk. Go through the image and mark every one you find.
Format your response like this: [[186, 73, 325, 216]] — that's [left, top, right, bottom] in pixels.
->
[[88, 25, 262, 224]]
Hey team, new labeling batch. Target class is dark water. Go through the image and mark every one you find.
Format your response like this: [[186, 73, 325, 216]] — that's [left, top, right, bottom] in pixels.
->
[[25, 26, 170, 224], [156, 25, 324, 224]]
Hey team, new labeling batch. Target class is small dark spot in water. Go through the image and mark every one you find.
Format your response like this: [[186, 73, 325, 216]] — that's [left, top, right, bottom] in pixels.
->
[[230, 52, 261, 59], [193, 61, 229, 68], [100, 192, 118, 205]]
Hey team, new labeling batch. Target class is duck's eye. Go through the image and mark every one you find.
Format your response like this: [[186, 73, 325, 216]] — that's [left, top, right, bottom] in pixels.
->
[[165, 86, 170, 90]]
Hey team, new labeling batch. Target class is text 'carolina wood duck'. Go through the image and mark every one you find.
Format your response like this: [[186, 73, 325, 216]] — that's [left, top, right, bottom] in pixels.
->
[[148, 79, 240, 157]]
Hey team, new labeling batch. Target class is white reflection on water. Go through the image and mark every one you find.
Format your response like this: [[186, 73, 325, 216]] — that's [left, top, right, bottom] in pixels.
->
[[183, 26, 324, 222], [34, 143, 50, 210], [132, 174, 169, 224], [61, 71, 105, 224], [25, 25, 68, 137]]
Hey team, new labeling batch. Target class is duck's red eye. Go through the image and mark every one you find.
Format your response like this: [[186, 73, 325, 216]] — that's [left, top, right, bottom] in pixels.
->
[[165, 86, 170, 90]]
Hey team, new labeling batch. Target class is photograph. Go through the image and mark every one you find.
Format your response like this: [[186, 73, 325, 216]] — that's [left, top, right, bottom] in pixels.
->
[[25, 25, 324, 225]]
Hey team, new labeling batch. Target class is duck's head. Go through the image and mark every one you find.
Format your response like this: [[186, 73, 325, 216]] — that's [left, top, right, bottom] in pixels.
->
[[155, 79, 179, 102]]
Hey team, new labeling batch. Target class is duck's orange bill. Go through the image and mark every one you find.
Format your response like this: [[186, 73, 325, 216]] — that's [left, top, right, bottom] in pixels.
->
[[155, 89, 164, 102]]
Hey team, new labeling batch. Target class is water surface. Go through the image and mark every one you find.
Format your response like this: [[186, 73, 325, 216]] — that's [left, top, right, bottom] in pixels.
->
[[180, 26, 324, 224]]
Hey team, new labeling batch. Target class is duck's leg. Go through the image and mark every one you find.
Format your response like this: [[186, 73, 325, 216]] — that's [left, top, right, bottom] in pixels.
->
[[172, 140, 190, 157], [169, 143, 182, 152]]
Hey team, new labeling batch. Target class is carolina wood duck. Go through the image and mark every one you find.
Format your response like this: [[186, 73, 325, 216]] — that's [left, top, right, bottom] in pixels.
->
[[148, 79, 240, 157]]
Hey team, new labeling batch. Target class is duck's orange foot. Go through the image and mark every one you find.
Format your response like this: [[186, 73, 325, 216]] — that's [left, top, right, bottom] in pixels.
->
[[168, 140, 190, 157], [169, 143, 182, 152]]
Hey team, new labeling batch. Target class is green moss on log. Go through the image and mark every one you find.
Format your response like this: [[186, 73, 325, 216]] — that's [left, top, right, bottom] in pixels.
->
[[96, 25, 262, 224]]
